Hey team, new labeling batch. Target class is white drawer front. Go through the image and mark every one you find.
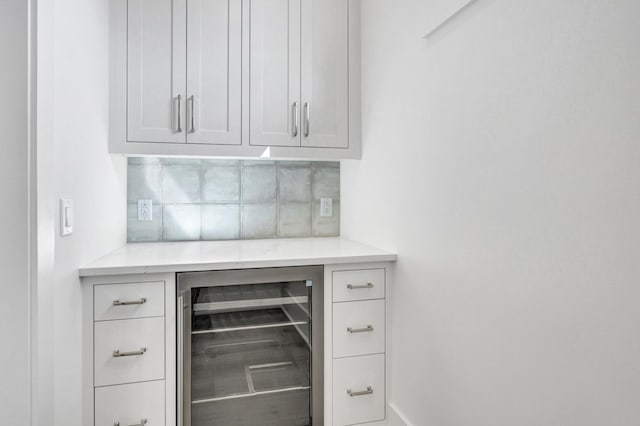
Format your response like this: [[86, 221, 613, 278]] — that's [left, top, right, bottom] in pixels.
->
[[94, 281, 165, 321], [333, 269, 385, 302], [333, 299, 385, 358], [95, 317, 165, 387], [333, 354, 385, 426], [95, 380, 165, 426]]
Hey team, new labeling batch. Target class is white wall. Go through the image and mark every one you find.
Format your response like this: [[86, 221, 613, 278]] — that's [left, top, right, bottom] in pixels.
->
[[42, 0, 127, 424], [341, 0, 640, 425], [0, 0, 31, 424]]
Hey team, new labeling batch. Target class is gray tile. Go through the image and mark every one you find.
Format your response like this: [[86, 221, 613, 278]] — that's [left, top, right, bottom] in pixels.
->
[[162, 163, 202, 203], [279, 166, 311, 203], [202, 204, 240, 240], [313, 161, 340, 168], [203, 159, 241, 167], [241, 165, 276, 203], [278, 203, 312, 238], [127, 203, 162, 242], [128, 157, 162, 165], [279, 161, 311, 167], [163, 204, 201, 241], [312, 166, 340, 201], [202, 162, 240, 202], [128, 164, 162, 203], [312, 200, 340, 237], [161, 158, 201, 166], [241, 204, 277, 239], [242, 160, 276, 167]]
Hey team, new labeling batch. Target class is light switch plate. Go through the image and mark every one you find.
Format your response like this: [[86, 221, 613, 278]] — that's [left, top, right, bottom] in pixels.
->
[[60, 199, 73, 236], [320, 197, 333, 217], [138, 199, 153, 221]]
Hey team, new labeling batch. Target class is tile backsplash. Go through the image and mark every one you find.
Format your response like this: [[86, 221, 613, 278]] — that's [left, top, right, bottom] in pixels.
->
[[127, 158, 340, 242]]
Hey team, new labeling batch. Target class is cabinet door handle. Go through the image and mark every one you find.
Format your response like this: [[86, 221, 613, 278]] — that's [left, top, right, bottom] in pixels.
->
[[304, 102, 310, 137], [189, 95, 196, 133], [347, 283, 373, 290], [347, 325, 374, 334], [113, 419, 148, 426], [177, 296, 185, 426], [112, 347, 147, 358], [112, 298, 147, 306], [292, 102, 299, 137], [347, 386, 373, 397], [176, 94, 183, 133]]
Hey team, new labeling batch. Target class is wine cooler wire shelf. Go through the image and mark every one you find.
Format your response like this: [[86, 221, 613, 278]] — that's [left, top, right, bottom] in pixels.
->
[[191, 308, 311, 405]]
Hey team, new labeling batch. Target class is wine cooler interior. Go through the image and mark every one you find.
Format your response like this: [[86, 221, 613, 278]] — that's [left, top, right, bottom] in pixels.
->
[[178, 267, 323, 426]]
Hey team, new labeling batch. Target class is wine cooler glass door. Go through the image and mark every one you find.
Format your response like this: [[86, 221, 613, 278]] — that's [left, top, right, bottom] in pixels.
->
[[178, 266, 323, 426]]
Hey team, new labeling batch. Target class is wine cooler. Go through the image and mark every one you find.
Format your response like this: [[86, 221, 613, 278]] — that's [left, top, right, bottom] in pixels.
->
[[177, 266, 323, 426]]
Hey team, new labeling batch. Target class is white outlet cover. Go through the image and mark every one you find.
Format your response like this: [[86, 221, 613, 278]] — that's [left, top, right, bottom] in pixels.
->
[[320, 198, 333, 217], [138, 199, 153, 221]]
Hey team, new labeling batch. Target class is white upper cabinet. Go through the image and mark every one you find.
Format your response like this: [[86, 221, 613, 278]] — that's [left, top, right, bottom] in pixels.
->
[[187, 0, 242, 145], [249, 0, 301, 147], [301, 0, 349, 148], [110, 0, 361, 159], [127, 0, 186, 143]]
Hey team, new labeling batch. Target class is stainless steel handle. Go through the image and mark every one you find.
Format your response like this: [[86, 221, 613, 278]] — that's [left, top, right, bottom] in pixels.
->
[[113, 420, 148, 426], [112, 298, 147, 306], [347, 386, 374, 397], [177, 296, 184, 426], [347, 283, 373, 290], [347, 325, 374, 334], [292, 102, 299, 137], [112, 347, 147, 358], [113, 419, 148, 426], [176, 94, 183, 133], [304, 102, 310, 137], [189, 95, 195, 133]]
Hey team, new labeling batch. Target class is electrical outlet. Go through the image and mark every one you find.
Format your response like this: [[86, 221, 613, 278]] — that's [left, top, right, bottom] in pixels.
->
[[138, 199, 153, 221], [320, 197, 333, 217]]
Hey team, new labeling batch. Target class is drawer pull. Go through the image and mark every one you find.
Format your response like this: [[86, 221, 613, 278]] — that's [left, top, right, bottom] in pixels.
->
[[347, 386, 374, 397], [112, 347, 147, 358], [114, 419, 148, 426], [113, 298, 147, 306], [347, 325, 374, 334], [347, 283, 373, 290]]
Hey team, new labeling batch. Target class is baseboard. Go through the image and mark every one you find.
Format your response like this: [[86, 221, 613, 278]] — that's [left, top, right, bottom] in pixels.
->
[[388, 403, 413, 426]]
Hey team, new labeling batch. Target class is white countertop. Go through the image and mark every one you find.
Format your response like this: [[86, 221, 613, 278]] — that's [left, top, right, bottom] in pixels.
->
[[79, 238, 397, 277]]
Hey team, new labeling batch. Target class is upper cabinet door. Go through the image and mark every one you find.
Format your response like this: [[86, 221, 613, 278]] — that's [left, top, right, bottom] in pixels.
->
[[249, 0, 301, 147], [127, 0, 187, 143], [186, 0, 242, 145], [300, 0, 349, 148]]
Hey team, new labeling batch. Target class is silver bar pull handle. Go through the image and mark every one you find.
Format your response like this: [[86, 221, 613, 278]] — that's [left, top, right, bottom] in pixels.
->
[[176, 94, 183, 133], [113, 419, 148, 426], [177, 296, 185, 426], [292, 102, 299, 137], [304, 102, 310, 137], [113, 420, 148, 426], [347, 283, 373, 290], [189, 95, 196, 133], [347, 325, 374, 334], [347, 386, 374, 397], [112, 347, 147, 358], [113, 298, 147, 306]]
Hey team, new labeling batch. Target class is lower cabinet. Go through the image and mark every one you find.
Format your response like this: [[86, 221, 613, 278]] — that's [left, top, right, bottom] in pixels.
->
[[84, 274, 176, 426], [95, 380, 165, 426], [84, 262, 391, 426], [326, 263, 390, 426], [333, 354, 386, 425], [94, 317, 165, 387]]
